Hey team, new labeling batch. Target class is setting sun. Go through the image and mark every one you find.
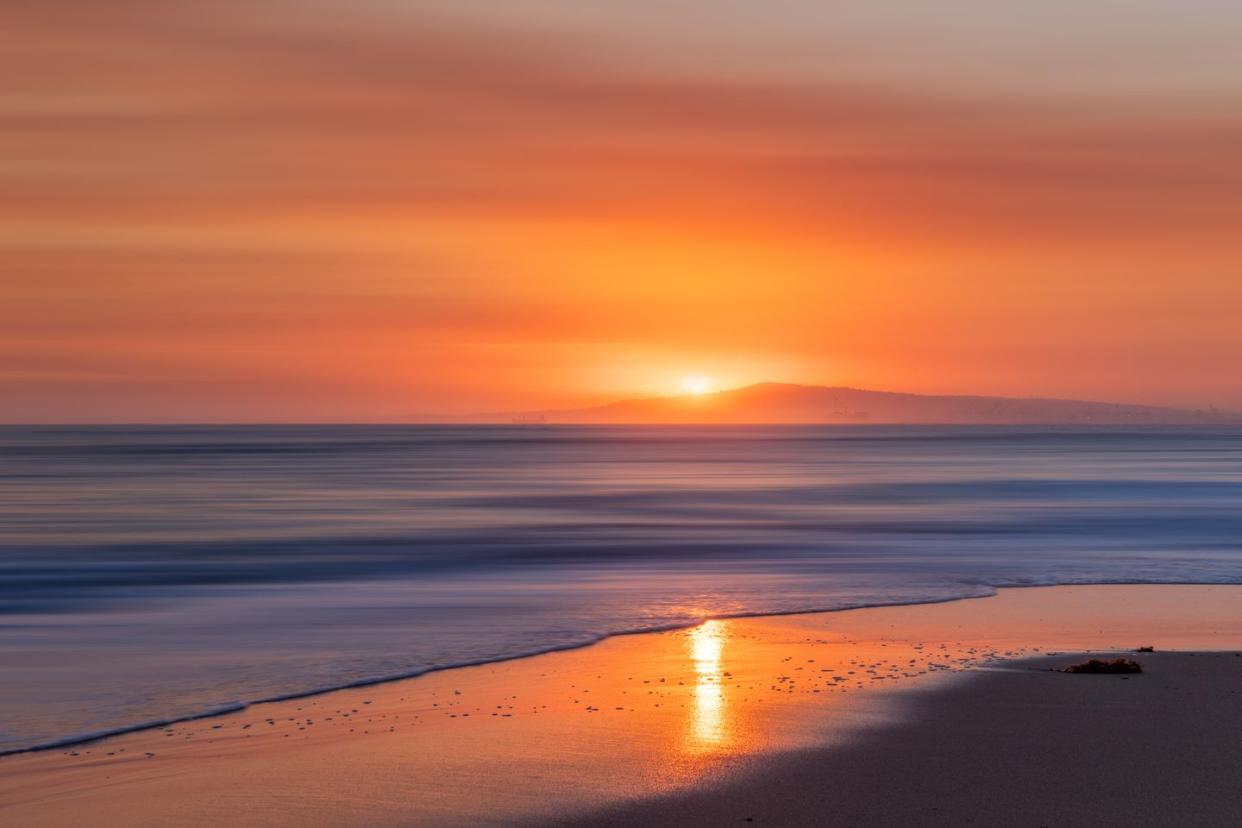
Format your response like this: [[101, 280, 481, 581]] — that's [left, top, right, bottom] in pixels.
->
[[679, 375, 713, 396]]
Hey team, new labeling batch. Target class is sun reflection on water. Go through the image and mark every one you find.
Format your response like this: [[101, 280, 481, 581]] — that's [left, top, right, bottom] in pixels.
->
[[687, 619, 730, 751]]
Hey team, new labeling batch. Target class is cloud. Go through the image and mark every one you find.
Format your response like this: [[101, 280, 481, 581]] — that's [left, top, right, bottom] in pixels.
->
[[3, 0, 1241, 418], [5, 0, 1239, 234]]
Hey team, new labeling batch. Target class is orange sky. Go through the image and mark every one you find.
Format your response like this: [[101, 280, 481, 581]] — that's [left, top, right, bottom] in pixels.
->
[[4, 1, 1242, 421]]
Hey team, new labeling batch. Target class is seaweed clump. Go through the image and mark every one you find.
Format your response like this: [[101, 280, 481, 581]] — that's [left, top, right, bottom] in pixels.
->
[[1064, 658, 1143, 674]]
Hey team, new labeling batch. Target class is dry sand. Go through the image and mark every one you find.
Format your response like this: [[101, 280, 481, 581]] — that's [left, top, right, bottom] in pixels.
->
[[2, 585, 1241, 826]]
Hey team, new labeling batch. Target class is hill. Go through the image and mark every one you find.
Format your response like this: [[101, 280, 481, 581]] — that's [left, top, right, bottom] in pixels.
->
[[506, 383, 1232, 425]]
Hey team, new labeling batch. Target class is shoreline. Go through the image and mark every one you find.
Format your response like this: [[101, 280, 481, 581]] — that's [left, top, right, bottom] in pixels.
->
[[4, 584, 1242, 826], [0, 588, 994, 759], [7, 578, 1240, 759]]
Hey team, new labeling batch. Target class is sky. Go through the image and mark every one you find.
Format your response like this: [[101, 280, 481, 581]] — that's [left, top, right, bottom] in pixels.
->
[[4, 0, 1241, 421]]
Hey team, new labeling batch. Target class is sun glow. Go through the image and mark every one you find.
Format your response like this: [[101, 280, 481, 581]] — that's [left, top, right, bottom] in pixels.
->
[[679, 375, 713, 396]]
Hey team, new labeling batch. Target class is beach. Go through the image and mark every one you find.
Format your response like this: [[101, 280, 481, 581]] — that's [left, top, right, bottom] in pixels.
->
[[3, 584, 1241, 826], [569, 650, 1242, 827]]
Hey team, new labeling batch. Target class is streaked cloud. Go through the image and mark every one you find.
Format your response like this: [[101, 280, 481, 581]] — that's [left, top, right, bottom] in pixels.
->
[[3, 0, 1241, 419]]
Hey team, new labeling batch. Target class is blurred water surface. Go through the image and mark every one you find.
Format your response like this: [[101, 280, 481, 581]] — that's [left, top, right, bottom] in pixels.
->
[[3, 424, 1242, 752]]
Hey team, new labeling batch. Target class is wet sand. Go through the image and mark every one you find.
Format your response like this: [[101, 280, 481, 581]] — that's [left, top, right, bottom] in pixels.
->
[[565, 650, 1242, 827], [2, 585, 1241, 826]]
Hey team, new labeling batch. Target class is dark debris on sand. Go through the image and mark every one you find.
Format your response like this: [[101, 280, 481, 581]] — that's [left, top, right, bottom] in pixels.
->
[[1063, 658, 1143, 674]]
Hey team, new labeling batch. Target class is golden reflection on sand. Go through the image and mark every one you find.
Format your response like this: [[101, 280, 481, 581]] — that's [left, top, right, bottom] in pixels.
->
[[687, 619, 730, 751]]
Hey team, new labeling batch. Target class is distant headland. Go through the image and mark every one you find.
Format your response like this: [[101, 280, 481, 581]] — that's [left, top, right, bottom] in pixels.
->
[[482, 383, 1238, 425]]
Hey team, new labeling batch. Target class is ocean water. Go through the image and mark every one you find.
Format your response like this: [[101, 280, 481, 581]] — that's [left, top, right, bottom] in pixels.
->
[[3, 424, 1242, 753]]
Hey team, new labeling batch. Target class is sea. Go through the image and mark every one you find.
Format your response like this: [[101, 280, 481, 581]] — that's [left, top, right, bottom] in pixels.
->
[[3, 424, 1242, 754]]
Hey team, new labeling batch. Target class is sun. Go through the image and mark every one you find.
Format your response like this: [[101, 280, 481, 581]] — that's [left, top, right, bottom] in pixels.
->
[[678, 374, 713, 396]]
